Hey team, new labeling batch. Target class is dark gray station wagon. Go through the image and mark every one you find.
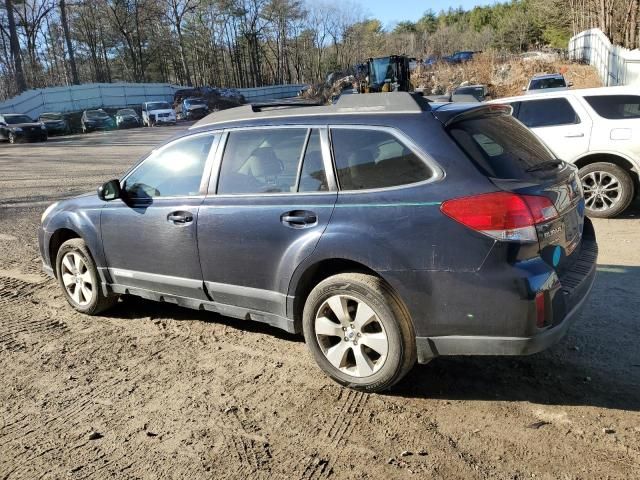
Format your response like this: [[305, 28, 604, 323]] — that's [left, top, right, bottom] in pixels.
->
[[39, 93, 597, 391]]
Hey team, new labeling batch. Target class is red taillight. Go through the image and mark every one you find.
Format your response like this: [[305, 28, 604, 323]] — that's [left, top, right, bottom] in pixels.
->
[[440, 192, 558, 242], [535, 291, 546, 328]]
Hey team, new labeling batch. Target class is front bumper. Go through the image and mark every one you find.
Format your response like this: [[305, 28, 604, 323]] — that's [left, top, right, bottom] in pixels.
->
[[416, 230, 598, 363], [38, 226, 55, 277]]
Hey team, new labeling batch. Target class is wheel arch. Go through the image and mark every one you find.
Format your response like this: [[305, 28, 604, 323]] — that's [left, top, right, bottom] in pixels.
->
[[288, 257, 405, 334], [48, 228, 82, 277], [573, 151, 639, 196]]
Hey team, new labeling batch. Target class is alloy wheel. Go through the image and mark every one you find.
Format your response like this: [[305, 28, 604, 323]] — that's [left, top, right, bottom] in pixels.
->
[[60, 252, 94, 306], [581, 170, 622, 212], [314, 294, 389, 378]]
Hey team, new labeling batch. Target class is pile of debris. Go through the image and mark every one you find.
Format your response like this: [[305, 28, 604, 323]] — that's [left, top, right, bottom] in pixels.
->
[[411, 52, 602, 99]]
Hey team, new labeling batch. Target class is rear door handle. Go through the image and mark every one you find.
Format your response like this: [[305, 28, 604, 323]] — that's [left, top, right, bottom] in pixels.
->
[[167, 211, 194, 224], [564, 132, 584, 138], [281, 210, 317, 228]]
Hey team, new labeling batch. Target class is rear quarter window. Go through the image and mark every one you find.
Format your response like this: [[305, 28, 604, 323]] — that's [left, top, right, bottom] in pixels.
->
[[331, 128, 433, 191], [448, 114, 557, 180], [584, 95, 640, 119]]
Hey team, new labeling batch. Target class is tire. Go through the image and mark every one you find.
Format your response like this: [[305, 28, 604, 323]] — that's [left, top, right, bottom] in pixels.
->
[[302, 273, 416, 392], [55, 238, 117, 315], [579, 162, 635, 218]]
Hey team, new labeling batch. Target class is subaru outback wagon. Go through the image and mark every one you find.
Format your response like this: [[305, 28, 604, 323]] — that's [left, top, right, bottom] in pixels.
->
[[38, 93, 597, 392]]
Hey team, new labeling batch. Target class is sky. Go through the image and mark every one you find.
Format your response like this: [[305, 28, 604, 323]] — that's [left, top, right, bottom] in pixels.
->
[[362, 0, 498, 28]]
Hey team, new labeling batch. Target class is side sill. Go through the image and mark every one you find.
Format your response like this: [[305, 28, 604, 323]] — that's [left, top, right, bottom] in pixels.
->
[[106, 283, 296, 334]]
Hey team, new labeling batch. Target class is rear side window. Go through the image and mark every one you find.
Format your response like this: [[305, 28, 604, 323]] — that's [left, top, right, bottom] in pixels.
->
[[517, 98, 579, 128], [449, 115, 557, 179], [584, 95, 640, 119], [331, 129, 432, 191], [218, 129, 307, 194]]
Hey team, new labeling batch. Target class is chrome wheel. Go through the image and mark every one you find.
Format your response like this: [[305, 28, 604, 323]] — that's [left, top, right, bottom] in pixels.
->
[[314, 294, 389, 378], [581, 170, 622, 212], [60, 252, 94, 306]]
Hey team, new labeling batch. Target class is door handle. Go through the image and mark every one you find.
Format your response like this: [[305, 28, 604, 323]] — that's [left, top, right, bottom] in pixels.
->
[[281, 210, 317, 228], [167, 211, 194, 224], [564, 132, 584, 138]]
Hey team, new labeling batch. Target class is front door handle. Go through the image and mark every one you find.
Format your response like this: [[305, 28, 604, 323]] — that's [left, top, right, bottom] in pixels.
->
[[564, 132, 584, 138], [167, 211, 194, 224], [281, 210, 317, 228]]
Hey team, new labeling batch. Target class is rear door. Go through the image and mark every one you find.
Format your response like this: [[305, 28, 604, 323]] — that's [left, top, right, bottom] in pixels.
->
[[513, 96, 592, 163], [197, 126, 337, 317]]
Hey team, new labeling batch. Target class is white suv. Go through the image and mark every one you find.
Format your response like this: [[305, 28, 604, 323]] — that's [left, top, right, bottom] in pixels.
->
[[141, 101, 176, 127], [489, 86, 639, 218]]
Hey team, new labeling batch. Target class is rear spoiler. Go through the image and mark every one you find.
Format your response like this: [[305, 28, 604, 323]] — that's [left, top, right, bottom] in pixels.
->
[[432, 103, 513, 127]]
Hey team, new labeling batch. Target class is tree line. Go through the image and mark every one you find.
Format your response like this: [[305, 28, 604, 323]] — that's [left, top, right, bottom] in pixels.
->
[[0, 0, 638, 102]]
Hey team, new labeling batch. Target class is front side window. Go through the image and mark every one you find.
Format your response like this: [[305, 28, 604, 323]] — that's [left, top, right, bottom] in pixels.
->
[[124, 134, 214, 199], [331, 128, 432, 191], [217, 129, 308, 194], [517, 98, 579, 128], [584, 95, 640, 119]]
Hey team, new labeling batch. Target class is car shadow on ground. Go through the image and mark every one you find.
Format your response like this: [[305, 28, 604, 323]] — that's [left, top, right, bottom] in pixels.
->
[[103, 263, 639, 411]]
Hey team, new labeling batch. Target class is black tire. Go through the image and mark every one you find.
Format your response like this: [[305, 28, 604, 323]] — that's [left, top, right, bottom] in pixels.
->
[[579, 162, 635, 218], [302, 273, 416, 392], [55, 238, 117, 315]]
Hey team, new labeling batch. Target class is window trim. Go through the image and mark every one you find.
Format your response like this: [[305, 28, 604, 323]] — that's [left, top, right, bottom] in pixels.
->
[[120, 130, 220, 201], [328, 124, 444, 194], [515, 97, 581, 128], [209, 124, 338, 197]]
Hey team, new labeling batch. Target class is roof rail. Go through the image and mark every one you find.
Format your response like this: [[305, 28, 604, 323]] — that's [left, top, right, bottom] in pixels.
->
[[249, 100, 323, 112]]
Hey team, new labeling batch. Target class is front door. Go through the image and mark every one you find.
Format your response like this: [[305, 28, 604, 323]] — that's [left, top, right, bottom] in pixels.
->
[[197, 127, 337, 316], [101, 132, 218, 299]]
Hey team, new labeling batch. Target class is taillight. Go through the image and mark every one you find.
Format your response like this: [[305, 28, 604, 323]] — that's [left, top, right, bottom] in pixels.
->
[[440, 192, 558, 242]]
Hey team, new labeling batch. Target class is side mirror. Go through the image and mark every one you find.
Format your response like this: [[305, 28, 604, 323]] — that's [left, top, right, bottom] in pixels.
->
[[568, 81, 573, 87], [98, 179, 122, 201]]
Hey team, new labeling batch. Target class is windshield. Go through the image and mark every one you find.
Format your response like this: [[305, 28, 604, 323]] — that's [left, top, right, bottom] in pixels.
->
[[4, 115, 34, 124], [86, 110, 109, 119], [40, 113, 62, 121], [448, 114, 557, 180], [147, 102, 171, 111], [185, 98, 206, 106], [117, 109, 137, 116], [529, 77, 566, 90], [369, 57, 393, 85]]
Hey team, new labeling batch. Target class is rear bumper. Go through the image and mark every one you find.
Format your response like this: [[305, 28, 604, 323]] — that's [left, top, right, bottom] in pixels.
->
[[416, 231, 598, 363]]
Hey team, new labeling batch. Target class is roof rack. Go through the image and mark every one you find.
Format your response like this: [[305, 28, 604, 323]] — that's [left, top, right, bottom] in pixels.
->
[[191, 92, 426, 129]]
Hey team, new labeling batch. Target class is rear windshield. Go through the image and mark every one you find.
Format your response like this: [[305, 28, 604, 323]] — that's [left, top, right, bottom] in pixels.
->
[[529, 77, 566, 90], [448, 114, 556, 179]]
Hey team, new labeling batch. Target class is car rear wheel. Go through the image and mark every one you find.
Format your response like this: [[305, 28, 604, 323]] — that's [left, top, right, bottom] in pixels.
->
[[579, 162, 634, 218], [303, 273, 416, 392], [56, 238, 117, 315]]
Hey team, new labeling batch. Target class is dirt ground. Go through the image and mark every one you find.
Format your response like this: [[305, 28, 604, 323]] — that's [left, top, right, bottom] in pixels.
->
[[0, 126, 639, 480]]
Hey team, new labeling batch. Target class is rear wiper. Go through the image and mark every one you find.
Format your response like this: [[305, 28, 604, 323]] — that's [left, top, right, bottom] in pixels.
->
[[526, 159, 563, 172]]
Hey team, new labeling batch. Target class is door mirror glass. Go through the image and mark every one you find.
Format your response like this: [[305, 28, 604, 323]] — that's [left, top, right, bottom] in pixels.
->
[[98, 179, 122, 201]]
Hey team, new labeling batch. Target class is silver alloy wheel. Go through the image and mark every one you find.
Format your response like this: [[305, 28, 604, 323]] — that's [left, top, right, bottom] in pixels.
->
[[581, 170, 622, 212], [314, 294, 389, 378], [60, 252, 94, 306]]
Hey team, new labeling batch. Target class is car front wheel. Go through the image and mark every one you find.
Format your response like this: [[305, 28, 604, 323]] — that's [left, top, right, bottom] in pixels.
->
[[579, 162, 634, 218], [303, 273, 416, 392], [56, 238, 117, 315], [8, 132, 16, 144]]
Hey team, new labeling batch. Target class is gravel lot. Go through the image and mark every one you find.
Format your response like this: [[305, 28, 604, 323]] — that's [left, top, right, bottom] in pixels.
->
[[1, 126, 639, 479]]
